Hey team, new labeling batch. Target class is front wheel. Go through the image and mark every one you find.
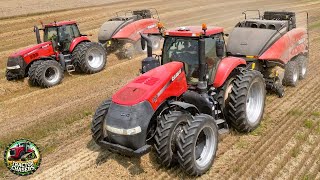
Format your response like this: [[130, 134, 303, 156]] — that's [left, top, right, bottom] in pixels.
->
[[154, 111, 191, 167], [91, 99, 111, 145], [227, 69, 266, 132], [28, 60, 43, 86], [177, 114, 218, 176]]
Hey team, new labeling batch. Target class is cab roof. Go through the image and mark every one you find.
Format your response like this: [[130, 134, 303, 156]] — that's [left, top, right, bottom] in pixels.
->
[[164, 26, 224, 37], [45, 20, 77, 27]]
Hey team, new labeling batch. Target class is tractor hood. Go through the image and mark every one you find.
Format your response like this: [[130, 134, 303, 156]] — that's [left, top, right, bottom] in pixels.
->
[[112, 61, 187, 109], [9, 42, 52, 58]]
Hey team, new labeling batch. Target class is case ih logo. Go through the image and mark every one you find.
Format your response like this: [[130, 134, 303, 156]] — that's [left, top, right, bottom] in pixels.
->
[[3, 139, 41, 176], [171, 69, 182, 81]]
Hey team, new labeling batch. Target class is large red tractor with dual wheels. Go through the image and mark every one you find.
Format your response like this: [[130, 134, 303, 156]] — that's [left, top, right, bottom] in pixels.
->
[[227, 11, 309, 97], [98, 9, 161, 59], [91, 24, 266, 175], [8, 142, 37, 161], [6, 21, 106, 88]]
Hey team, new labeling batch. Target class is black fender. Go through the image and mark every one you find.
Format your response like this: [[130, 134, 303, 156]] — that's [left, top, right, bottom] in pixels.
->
[[181, 91, 213, 115], [169, 101, 200, 115]]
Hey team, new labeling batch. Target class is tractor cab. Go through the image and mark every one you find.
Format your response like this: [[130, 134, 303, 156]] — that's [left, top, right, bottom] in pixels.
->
[[34, 21, 82, 53], [43, 21, 81, 52], [161, 25, 225, 86]]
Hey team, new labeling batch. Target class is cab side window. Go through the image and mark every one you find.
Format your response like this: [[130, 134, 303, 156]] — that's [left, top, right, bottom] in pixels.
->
[[71, 25, 80, 38], [204, 37, 217, 69]]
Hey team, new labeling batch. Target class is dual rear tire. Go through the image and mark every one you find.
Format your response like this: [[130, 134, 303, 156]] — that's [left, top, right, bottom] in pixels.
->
[[217, 69, 266, 132], [72, 42, 107, 74]]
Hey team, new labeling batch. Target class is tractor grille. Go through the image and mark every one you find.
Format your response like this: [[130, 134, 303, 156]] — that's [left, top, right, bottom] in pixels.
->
[[7, 56, 25, 67], [10, 149, 15, 156]]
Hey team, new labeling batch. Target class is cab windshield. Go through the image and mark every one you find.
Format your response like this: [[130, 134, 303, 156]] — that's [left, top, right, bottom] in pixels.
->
[[162, 37, 198, 65], [44, 27, 58, 42], [162, 36, 219, 84], [43, 24, 81, 42]]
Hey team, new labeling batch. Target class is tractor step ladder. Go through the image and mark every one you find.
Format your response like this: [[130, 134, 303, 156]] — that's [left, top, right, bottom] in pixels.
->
[[66, 65, 75, 73], [64, 58, 75, 73], [215, 119, 230, 135]]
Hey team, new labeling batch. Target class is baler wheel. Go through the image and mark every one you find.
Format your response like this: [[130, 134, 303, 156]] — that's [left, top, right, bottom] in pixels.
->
[[28, 60, 43, 86], [34, 60, 64, 88], [121, 42, 135, 59], [283, 60, 299, 86], [150, 36, 161, 50], [154, 111, 191, 167], [136, 36, 161, 53], [91, 99, 111, 146], [177, 114, 218, 176], [297, 55, 308, 80], [227, 69, 266, 132], [73, 42, 106, 74]]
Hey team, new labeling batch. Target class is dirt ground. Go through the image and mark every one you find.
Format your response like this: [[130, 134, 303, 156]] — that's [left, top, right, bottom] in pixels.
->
[[1, 0, 320, 179]]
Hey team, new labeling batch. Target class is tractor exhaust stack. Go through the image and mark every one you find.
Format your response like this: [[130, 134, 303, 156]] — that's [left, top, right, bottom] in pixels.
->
[[33, 26, 41, 44], [140, 33, 160, 73]]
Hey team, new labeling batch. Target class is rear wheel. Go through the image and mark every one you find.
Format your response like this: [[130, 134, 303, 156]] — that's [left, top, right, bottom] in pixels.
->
[[177, 114, 218, 176], [227, 69, 266, 132], [154, 111, 191, 167], [283, 60, 299, 86], [91, 99, 111, 145], [34, 60, 64, 88], [73, 42, 106, 74], [215, 75, 237, 115], [28, 60, 43, 86], [296, 55, 308, 80]]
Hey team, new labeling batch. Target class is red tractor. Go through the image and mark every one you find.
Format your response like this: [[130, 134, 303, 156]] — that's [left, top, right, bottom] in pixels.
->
[[8, 142, 37, 161], [91, 24, 266, 176], [98, 9, 161, 59], [6, 21, 106, 88], [227, 11, 309, 97]]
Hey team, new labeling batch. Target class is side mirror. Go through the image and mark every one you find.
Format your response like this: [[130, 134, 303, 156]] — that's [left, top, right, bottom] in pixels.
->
[[141, 37, 146, 50], [34, 26, 42, 44], [140, 33, 153, 57], [216, 40, 225, 58]]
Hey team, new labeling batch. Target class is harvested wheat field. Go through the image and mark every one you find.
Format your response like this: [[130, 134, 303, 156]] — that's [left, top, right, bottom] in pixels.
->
[[1, 0, 320, 179]]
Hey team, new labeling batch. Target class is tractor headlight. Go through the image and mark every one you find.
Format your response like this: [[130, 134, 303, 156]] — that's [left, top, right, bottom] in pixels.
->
[[7, 56, 24, 69]]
